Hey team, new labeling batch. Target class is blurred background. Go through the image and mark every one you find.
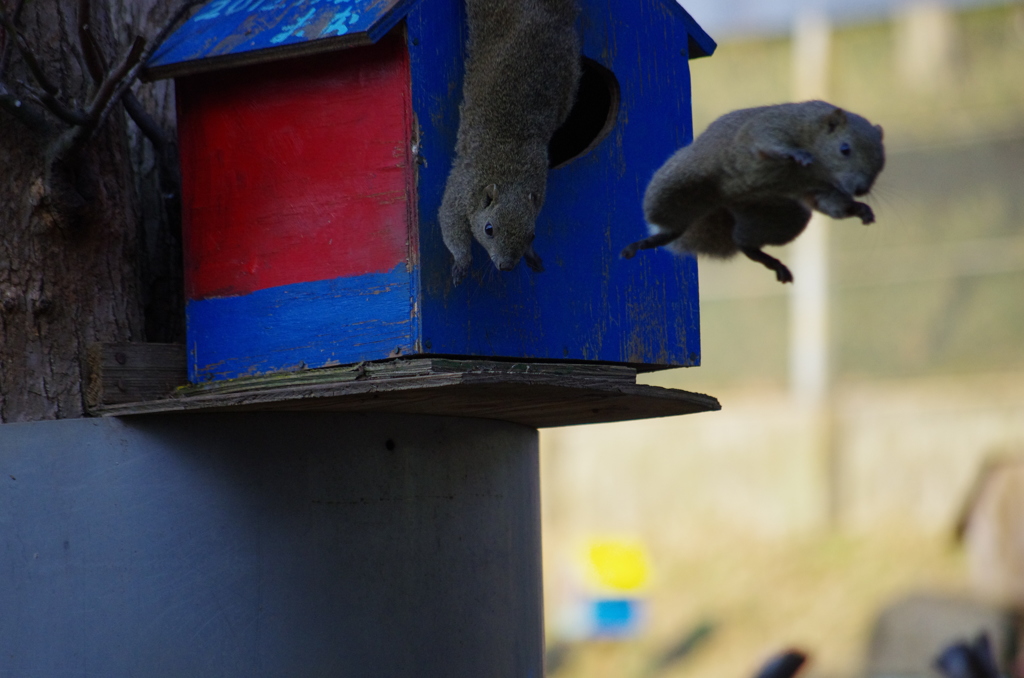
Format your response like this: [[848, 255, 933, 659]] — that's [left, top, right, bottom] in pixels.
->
[[540, 1, 1024, 677]]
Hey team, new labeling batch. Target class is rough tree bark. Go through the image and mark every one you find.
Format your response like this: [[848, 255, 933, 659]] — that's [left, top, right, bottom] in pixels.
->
[[0, 0, 183, 422]]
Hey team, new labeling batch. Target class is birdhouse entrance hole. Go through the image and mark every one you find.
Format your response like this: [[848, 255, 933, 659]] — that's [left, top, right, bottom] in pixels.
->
[[549, 58, 620, 168]]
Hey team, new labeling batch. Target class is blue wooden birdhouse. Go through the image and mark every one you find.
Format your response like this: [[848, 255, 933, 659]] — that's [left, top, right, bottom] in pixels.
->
[[148, 0, 716, 383]]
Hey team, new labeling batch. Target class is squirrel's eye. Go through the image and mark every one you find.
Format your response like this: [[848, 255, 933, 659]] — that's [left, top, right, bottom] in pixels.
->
[[484, 222, 494, 237], [840, 142, 852, 156]]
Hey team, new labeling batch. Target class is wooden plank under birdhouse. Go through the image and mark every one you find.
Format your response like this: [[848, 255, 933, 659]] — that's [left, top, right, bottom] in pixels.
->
[[86, 349, 720, 427]]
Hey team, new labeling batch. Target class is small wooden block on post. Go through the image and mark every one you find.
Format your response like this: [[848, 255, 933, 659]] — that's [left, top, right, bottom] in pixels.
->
[[86, 343, 188, 408], [86, 344, 720, 427]]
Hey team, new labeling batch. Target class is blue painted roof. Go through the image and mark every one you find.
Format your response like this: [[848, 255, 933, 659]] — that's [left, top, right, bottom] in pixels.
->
[[147, 0, 714, 78], [667, 2, 717, 58], [147, 0, 418, 79]]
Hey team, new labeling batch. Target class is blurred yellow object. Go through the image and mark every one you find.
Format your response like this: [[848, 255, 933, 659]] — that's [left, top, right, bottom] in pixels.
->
[[584, 539, 650, 593]]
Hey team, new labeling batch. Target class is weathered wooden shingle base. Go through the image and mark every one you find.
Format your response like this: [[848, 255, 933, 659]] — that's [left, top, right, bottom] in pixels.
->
[[87, 344, 720, 427]]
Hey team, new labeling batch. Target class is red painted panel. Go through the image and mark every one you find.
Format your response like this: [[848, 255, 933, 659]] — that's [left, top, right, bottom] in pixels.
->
[[177, 29, 413, 300]]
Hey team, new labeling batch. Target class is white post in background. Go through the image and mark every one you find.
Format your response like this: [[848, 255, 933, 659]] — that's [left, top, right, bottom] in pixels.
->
[[790, 9, 837, 526], [790, 9, 831, 406], [896, 0, 955, 94]]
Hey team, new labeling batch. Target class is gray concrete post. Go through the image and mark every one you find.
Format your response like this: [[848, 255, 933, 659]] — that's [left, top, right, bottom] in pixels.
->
[[0, 413, 543, 677]]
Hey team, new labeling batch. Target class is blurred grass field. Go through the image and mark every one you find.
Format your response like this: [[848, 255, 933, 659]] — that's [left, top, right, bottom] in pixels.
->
[[548, 527, 968, 678]]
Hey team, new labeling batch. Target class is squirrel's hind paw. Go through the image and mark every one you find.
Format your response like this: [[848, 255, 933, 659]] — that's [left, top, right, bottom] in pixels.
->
[[741, 246, 794, 283]]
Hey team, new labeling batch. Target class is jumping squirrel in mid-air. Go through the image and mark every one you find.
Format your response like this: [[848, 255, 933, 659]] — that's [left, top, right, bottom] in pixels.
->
[[439, 0, 581, 285], [621, 101, 886, 283]]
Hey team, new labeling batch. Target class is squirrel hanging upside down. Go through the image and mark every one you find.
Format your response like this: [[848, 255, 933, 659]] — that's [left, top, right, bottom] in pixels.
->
[[439, 0, 581, 285]]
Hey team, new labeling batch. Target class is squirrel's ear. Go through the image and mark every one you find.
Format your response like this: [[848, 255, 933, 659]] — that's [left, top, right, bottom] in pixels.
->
[[482, 184, 497, 208], [824, 107, 847, 133], [875, 124, 884, 140]]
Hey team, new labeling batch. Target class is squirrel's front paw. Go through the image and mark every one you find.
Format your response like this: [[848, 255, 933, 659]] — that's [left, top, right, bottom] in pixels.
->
[[525, 248, 544, 273], [621, 242, 640, 259], [851, 202, 875, 224], [451, 260, 469, 286]]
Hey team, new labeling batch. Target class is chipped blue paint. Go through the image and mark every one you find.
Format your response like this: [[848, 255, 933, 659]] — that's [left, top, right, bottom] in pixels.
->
[[148, 0, 416, 77], [320, 7, 361, 38], [270, 7, 317, 43], [406, 0, 705, 368], [186, 264, 416, 382]]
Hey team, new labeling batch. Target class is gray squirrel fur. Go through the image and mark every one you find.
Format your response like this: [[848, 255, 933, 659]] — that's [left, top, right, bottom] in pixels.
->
[[622, 101, 886, 283], [440, 0, 581, 285]]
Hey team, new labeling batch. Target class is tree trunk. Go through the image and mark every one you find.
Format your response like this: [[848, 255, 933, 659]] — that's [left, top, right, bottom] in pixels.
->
[[0, 0, 180, 422], [111, 0, 185, 345]]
